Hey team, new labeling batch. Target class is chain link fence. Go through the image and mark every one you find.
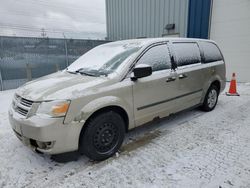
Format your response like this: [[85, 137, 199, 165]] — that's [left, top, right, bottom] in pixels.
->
[[0, 36, 109, 90]]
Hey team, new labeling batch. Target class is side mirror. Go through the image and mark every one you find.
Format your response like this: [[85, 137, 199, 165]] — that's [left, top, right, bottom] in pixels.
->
[[131, 64, 152, 81]]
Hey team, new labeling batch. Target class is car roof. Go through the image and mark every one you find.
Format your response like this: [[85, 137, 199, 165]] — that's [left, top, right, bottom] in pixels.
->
[[106, 37, 215, 48]]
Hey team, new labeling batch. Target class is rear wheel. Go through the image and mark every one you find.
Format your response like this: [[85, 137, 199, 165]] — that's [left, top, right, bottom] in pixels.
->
[[201, 85, 219, 112], [79, 111, 125, 161]]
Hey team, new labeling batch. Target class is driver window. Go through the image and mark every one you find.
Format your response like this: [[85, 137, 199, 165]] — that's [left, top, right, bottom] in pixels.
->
[[137, 44, 171, 72]]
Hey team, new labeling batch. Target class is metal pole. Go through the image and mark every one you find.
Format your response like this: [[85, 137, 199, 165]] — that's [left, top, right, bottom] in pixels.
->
[[26, 63, 32, 81], [63, 33, 69, 67], [0, 67, 3, 91], [0, 36, 3, 91]]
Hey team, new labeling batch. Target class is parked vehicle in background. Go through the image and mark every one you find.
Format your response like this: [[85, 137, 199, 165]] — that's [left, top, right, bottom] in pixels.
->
[[9, 38, 226, 161]]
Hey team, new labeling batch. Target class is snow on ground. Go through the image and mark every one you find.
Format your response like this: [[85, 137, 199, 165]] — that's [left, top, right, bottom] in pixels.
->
[[1, 84, 250, 188]]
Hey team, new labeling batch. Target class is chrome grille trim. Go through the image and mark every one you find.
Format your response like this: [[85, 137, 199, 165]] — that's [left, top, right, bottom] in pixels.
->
[[20, 98, 33, 107], [12, 94, 34, 117]]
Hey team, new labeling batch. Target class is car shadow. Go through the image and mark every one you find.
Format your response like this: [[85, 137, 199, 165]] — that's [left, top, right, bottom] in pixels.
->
[[22, 107, 205, 165]]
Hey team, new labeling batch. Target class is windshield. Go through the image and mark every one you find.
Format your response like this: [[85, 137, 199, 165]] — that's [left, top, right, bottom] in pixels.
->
[[66, 41, 142, 76]]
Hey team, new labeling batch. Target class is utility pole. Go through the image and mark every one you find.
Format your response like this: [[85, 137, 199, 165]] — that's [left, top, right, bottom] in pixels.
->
[[41, 28, 46, 38], [63, 33, 69, 67]]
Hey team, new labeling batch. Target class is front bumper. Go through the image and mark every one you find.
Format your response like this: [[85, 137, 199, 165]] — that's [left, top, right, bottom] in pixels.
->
[[8, 107, 84, 155]]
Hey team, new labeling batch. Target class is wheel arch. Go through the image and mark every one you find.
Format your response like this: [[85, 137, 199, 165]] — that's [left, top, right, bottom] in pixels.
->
[[211, 80, 221, 92], [83, 105, 129, 132], [201, 78, 222, 104], [78, 105, 130, 150]]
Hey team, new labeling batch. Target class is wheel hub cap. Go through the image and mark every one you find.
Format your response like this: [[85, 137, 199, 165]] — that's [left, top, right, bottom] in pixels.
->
[[93, 122, 118, 153], [207, 89, 217, 108]]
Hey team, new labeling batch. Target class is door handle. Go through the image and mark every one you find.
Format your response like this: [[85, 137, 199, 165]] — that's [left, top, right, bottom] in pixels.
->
[[166, 77, 176, 82], [179, 74, 188, 79]]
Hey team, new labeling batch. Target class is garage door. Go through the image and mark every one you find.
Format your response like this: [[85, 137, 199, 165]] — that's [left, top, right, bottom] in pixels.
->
[[210, 0, 250, 82]]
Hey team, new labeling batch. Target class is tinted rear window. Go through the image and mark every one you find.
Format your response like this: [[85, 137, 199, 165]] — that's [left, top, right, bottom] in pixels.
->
[[199, 42, 223, 63], [172, 43, 201, 66]]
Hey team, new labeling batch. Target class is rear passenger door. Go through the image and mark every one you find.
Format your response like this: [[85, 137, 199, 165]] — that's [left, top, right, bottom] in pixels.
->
[[171, 42, 209, 110]]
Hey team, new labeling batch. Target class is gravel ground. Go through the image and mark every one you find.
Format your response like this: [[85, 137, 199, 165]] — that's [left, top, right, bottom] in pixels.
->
[[1, 83, 250, 188]]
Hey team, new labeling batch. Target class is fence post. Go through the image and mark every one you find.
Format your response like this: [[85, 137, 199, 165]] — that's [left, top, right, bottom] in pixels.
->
[[26, 63, 32, 81], [63, 33, 69, 67], [0, 36, 3, 91], [55, 63, 59, 72], [0, 67, 3, 91]]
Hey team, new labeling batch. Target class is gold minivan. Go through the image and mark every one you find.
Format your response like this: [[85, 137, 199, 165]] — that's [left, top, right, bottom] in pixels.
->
[[9, 38, 226, 161]]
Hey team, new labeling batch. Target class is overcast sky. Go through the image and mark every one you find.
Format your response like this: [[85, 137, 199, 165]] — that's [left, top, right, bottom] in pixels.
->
[[0, 0, 106, 39]]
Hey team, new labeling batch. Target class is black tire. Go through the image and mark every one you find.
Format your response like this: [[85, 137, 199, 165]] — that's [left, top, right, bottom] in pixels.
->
[[79, 111, 125, 161], [201, 85, 219, 112]]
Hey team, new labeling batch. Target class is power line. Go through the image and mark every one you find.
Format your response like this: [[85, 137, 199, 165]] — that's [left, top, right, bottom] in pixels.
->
[[0, 22, 103, 32], [0, 24, 103, 36], [0, 11, 104, 25]]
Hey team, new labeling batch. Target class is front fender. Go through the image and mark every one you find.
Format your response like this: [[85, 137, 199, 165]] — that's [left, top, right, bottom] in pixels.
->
[[82, 96, 132, 120], [65, 96, 134, 128]]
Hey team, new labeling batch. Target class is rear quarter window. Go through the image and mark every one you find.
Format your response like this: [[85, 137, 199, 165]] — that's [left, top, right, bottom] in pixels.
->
[[199, 42, 223, 63], [172, 42, 201, 66]]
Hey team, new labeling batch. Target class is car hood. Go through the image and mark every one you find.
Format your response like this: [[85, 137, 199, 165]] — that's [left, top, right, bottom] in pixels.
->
[[16, 71, 112, 101]]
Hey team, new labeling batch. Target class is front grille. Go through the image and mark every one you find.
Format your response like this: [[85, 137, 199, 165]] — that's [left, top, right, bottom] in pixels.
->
[[12, 94, 34, 117], [16, 106, 29, 116], [20, 98, 33, 108]]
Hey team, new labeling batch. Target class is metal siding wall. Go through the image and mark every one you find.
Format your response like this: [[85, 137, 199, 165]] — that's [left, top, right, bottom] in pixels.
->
[[182, 0, 189, 37], [116, 0, 119, 40], [164, 0, 170, 32], [159, 0, 165, 37], [187, 0, 211, 39], [155, 0, 160, 37], [106, 0, 189, 40], [105, 0, 109, 39], [174, 0, 180, 35]]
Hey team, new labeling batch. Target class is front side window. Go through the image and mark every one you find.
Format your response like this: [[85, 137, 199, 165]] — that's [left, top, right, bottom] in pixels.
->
[[136, 44, 171, 72], [172, 42, 201, 66]]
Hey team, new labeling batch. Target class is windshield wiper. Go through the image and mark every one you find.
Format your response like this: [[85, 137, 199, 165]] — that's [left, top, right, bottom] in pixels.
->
[[74, 68, 96, 77]]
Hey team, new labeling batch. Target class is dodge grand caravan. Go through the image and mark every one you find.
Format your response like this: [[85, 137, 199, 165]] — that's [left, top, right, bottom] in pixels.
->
[[9, 38, 226, 161]]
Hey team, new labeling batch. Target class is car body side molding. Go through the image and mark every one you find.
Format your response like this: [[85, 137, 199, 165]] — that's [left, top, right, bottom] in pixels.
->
[[137, 89, 203, 111]]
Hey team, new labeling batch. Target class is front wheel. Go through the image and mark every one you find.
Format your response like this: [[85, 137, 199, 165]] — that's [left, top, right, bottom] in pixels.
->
[[201, 85, 219, 112], [79, 111, 125, 161]]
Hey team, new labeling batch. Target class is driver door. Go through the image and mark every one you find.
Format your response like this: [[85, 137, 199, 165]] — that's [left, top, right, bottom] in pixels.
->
[[132, 43, 179, 126]]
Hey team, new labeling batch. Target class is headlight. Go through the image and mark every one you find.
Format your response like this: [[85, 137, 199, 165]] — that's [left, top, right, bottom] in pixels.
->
[[36, 100, 70, 118]]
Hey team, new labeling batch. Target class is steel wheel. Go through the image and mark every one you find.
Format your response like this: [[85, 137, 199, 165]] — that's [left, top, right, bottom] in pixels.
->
[[93, 122, 119, 154], [79, 111, 125, 161]]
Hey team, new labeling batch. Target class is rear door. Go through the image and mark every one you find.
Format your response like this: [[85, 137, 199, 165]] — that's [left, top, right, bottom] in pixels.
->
[[170, 41, 209, 110], [198, 41, 226, 90]]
